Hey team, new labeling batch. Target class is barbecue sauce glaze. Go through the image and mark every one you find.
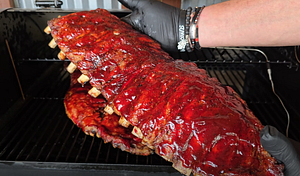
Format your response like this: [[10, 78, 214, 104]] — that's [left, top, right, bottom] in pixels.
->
[[64, 71, 151, 155], [49, 9, 284, 176]]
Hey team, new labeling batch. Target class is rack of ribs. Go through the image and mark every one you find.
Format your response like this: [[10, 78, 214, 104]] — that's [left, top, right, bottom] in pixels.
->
[[64, 70, 152, 155], [46, 8, 284, 176]]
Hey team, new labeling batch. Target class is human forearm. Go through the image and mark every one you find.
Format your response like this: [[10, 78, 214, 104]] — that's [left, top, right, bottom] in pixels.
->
[[199, 0, 300, 47]]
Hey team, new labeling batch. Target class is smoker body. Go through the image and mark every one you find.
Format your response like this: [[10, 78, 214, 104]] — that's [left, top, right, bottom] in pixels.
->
[[1, 8, 300, 175]]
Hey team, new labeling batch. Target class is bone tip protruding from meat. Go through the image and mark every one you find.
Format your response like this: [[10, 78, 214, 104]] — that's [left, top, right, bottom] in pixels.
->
[[132, 126, 144, 139], [172, 160, 193, 176], [58, 51, 66, 60], [119, 116, 131, 128], [48, 38, 57, 48], [77, 74, 90, 85], [84, 126, 97, 137], [66, 62, 77, 73], [104, 105, 114, 115], [44, 26, 51, 34], [88, 87, 101, 98]]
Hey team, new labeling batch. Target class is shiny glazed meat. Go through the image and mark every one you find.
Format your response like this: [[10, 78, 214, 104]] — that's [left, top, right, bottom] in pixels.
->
[[64, 71, 152, 155], [48, 9, 284, 176]]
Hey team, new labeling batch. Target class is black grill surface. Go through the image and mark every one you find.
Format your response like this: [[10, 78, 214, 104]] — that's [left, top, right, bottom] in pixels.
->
[[1, 46, 300, 175], [1, 9, 300, 175], [2, 48, 300, 170]]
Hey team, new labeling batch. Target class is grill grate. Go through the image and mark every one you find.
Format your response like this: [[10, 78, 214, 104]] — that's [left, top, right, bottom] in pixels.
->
[[0, 63, 170, 165], [1, 48, 300, 172], [20, 47, 299, 68]]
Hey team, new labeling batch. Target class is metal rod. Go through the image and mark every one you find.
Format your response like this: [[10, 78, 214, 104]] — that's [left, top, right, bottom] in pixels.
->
[[52, 123, 74, 162], [85, 136, 95, 162], [115, 149, 120, 164], [33, 107, 64, 161], [125, 152, 129, 164], [15, 100, 61, 160], [75, 135, 87, 162], [0, 100, 44, 159], [105, 144, 111, 163], [212, 47, 291, 137], [95, 140, 103, 162], [0, 68, 67, 159], [5, 39, 25, 100], [65, 127, 81, 161]]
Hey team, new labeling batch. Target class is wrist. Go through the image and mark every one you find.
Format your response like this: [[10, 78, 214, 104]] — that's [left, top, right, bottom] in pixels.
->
[[177, 6, 205, 52], [189, 6, 205, 50], [177, 7, 192, 52]]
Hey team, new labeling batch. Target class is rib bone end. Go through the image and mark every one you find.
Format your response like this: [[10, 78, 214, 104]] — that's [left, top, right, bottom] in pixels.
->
[[66, 62, 77, 73], [84, 126, 97, 137], [58, 51, 66, 60], [44, 26, 51, 34], [172, 160, 192, 176], [132, 126, 143, 139], [88, 87, 101, 98], [104, 105, 114, 115], [77, 74, 90, 85], [48, 38, 57, 48], [119, 116, 130, 128]]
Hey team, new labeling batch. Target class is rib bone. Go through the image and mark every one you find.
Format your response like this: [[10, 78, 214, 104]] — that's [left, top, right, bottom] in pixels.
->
[[104, 105, 114, 115], [84, 126, 97, 137], [44, 26, 51, 34], [58, 51, 66, 60], [172, 160, 193, 176], [66, 62, 77, 73], [77, 74, 89, 85], [119, 116, 130, 128], [48, 38, 57, 48], [88, 87, 101, 98], [132, 126, 143, 139]]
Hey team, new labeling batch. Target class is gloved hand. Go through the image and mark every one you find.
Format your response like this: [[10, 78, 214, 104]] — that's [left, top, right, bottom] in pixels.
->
[[118, 0, 187, 52], [260, 125, 300, 176]]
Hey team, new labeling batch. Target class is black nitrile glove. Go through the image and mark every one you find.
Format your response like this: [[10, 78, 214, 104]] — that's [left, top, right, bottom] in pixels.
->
[[260, 125, 300, 176], [118, 0, 188, 52]]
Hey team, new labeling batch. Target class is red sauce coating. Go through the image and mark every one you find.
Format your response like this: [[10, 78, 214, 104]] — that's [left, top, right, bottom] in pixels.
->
[[49, 9, 284, 175], [64, 71, 152, 155]]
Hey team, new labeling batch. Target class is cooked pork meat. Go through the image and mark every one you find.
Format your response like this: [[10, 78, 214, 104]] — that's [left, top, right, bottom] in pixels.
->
[[48, 9, 284, 176], [64, 70, 152, 156]]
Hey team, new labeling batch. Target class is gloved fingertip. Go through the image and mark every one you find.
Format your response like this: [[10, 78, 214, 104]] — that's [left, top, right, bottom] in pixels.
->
[[259, 125, 269, 138], [120, 15, 133, 25], [260, 125, 283, 150], [260, 125, 277, 140]]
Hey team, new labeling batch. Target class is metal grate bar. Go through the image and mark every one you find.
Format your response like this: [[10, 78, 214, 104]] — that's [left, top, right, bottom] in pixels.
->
[[0, 100, 45, 159], [65, 127, 82, 162], [14, 100, 61, 160], [1, 68, 70, 160], [95, 140, 104, 163], [233, 49, 254, 62], [105, 144, 112, 163], [19, 47, 296, 66], [2, 46, 300, 170], [205, 64, 298, 140], [85, 136, 96, 162], [225, 70, 245, 95], [53, 123, 75, 162], [30, 105, 65, 161], [115, 149, 120, 164], [5, 100, 48, 160], [75, 134, 87, 162], [44, 118, 71, 161]]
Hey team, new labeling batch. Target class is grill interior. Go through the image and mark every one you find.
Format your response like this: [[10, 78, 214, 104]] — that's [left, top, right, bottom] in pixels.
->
[[1, 9, 300, 175]]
